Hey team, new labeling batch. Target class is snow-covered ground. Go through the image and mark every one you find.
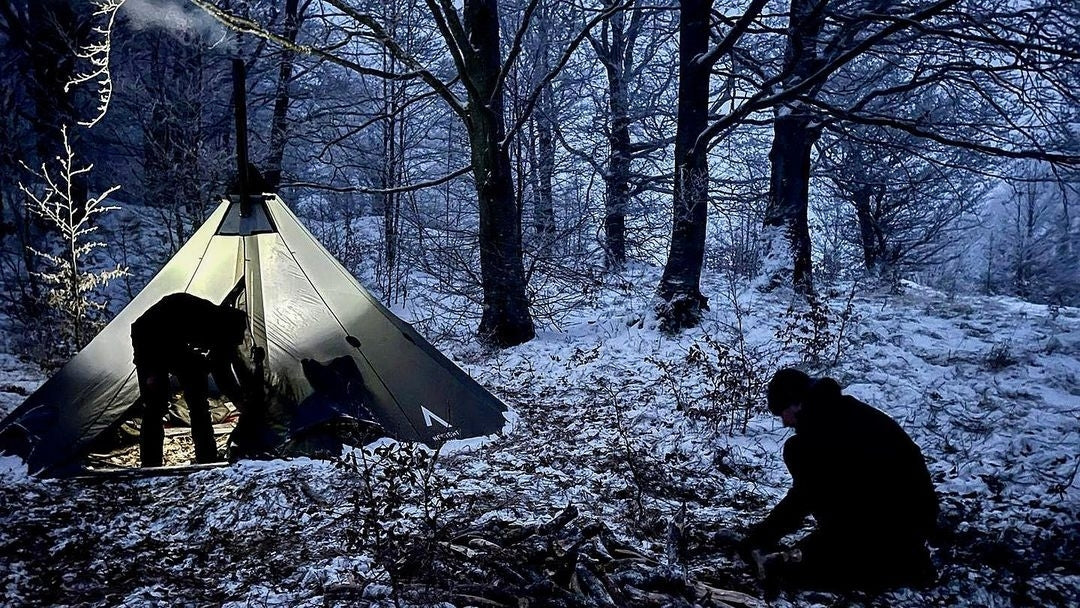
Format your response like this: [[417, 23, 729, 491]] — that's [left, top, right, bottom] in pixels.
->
[[1, 268, 1078, 607]]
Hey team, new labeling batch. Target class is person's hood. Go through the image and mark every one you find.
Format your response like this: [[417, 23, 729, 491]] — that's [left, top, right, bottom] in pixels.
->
[[794, 377, 843, 431], [806, 377, 842, 407]]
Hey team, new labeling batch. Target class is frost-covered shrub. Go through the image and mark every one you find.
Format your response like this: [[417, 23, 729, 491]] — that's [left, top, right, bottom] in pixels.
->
[[773, 290, 858, 370], [648, 332, 775, 435], [335, 442, 451, 597], [16, 128, 126, 365]]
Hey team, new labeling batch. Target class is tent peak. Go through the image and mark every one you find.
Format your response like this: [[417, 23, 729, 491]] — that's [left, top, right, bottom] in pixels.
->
[[217, 194, 277, 236]]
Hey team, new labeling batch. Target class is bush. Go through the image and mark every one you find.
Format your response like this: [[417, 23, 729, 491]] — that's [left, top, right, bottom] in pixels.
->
[[774, 289, 858, 370], [335, 442, 451, 599]]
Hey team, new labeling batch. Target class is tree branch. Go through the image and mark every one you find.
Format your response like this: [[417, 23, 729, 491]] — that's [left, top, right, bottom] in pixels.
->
[[190, 0, 469, 120], [502, 0, 633, 149], [283, 165, 473, 195], [696, 0, 769, 69], [694, 0, 960, 156], [807, 98, 1080, 165], [493, 0, 542, 102]]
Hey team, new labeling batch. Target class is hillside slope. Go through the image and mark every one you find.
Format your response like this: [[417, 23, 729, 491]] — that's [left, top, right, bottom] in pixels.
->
[[1, 270, 1078, 607]]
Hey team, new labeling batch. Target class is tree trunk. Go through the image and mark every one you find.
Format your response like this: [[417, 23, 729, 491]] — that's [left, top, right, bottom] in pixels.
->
[[853, 186, 878, 272], [381, 77, 401, 299], [534, 84, 556, 244], [656, 0, 711, 332], [378, 0, 409, 303], [465, 0, 535, 347], [603, 50, 630, 270], [532, 7, 556, 246], [264, 0, 301, 191], [760, 0, 824, 294], [763, 114, 817, 292], [1015, 183, 1037, 297], [592, 4, 637, 270]]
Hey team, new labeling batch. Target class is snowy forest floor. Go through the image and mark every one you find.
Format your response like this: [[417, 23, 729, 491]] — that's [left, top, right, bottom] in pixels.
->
[[1, 268, 1079, 608]]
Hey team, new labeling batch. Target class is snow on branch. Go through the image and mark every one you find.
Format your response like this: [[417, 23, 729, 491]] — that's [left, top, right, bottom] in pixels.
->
[[19, 128, 121, 241], [18, 126, 127, 350], [66, 0, 126, 128]]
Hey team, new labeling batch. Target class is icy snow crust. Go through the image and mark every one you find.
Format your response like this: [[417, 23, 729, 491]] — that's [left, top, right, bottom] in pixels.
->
[[1, 270, 1078, 607]]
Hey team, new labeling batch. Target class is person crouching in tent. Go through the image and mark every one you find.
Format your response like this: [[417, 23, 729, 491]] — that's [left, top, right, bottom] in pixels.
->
[[131, 293, 252, 467], [228, 343, 282, 461]]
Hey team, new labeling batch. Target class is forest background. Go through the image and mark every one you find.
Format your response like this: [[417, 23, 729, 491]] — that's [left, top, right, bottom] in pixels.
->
[[0, 0, 1076, 363]]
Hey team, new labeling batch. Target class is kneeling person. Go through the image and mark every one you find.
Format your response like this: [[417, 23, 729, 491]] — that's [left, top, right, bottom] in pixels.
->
[[743, 368, 939, 591]]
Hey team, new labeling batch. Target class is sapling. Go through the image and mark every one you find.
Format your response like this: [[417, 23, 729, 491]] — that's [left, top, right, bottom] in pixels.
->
[[19, 126, 126, 355], [15, 0, 128, 360]]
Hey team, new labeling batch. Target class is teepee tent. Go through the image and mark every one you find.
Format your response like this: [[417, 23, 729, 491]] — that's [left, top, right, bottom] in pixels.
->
[[0, 194, 509, 475]]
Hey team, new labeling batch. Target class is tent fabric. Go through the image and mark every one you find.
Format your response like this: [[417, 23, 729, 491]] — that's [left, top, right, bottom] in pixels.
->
[[216, 196, 277, 235], [0, 195, 508, 474]]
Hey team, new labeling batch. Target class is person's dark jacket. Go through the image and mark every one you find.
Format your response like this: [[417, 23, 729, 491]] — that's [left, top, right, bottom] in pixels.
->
[[131, 293, 248, 401], [749, 378, 938, 548]]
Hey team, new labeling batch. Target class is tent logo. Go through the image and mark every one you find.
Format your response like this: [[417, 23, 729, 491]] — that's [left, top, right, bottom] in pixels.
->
[[420, 406, 451, 429]]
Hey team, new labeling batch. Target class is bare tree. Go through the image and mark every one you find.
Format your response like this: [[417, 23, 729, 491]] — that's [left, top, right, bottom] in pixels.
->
[[191, 0, 624, 347], [583, 0, 679, 272], [525, 0, 557, 247], [20, 128, 127, 352], [817, 121, 985, 284], [655, 0, 768, 331], [588, 0, 641, 269], [0, 0, 97, 306], [767, 0, 1080, 291], [264, 0, 303, 191], [12, 0, 128, 357], [652, 0, 1079, 330], [981, 158, 1080, 304]]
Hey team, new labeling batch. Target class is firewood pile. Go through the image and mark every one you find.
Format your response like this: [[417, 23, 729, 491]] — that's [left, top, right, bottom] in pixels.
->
[[327, 505, 765, 608]]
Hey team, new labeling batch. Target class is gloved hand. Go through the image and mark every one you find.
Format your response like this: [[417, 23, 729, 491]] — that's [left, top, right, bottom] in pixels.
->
[[735, 536, 763, 566], [736, 525, 776, 564], [708, 527, 755, 562], [755, 548, 802, 584]]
